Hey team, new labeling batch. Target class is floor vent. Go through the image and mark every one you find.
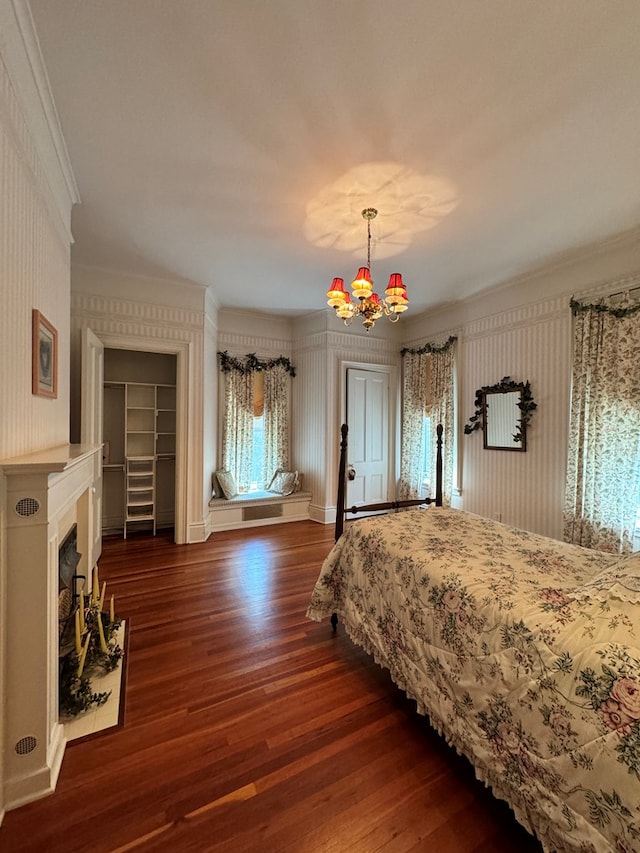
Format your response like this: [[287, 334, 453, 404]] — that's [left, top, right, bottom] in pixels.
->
[[243, 503, 283, 522]]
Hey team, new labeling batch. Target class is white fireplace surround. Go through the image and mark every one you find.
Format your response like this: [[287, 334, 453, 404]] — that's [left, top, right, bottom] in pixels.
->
[[1, 443, 101, 811]]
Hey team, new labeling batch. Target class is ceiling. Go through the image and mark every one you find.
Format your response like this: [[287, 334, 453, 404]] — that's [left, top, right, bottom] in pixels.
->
[[28, 0, 640, 317]]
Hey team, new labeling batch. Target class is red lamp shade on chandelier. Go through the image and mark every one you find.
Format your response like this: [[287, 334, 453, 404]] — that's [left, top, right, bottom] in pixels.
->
[[326, 208, 409, 331]]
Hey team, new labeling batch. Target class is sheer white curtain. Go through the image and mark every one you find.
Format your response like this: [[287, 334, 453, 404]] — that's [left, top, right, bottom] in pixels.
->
[[400, 336, 456, 504], [222, 369, 254, 491], [564, 295, 640, 553], [263, 364, 290, 485]]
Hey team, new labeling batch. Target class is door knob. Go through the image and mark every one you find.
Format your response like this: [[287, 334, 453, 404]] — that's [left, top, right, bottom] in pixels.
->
[[347, 465, 356, 481]]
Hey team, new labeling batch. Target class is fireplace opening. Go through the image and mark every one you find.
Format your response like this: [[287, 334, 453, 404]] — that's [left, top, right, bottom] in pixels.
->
[[58, 525, 84, 658]]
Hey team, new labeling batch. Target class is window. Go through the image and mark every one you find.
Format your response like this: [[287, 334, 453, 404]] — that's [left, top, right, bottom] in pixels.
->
[[400, 337, 456, 504], [420, 416, 431, 498], [219, 353, 294, 494], [249, 415, 265, 492]]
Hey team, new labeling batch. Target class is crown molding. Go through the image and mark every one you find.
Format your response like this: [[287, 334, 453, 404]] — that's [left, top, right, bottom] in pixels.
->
[[72, 261, 209, 293], [459, 224, 640, 310], [573, 269, 640, 301], [0, 1, 79, 216], [216, 331, 293, 356], [218, 306, 294, 323], [452, 269, 640, 345], [462, 296, 569, 343], [402, 327, 462, 352], [71, 290, 204, 333], [406, 224, 640, 338]]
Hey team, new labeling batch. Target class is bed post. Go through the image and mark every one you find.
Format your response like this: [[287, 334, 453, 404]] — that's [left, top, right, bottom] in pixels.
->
[[335, 423, 348, 542], [435, 423, 443, 507], [331, 423, 349, 633], [330, 421, 442, 632]]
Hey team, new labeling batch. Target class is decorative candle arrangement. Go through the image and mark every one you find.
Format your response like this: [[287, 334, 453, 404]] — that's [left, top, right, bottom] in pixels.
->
[[59, 563, 124, 719]]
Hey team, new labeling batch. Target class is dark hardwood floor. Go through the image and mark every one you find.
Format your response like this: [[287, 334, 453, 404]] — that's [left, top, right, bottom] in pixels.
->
[[0, 521, 542, 852]]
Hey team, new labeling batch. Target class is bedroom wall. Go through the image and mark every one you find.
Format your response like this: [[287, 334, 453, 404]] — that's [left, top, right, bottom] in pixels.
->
[[401, 226, 640, 539], [0, 4, 77, 460], [0, 0, 78, 825]]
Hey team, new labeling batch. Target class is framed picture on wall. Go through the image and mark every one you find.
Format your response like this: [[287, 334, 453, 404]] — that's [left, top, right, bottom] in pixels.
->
[[32, 309, 58, 398]]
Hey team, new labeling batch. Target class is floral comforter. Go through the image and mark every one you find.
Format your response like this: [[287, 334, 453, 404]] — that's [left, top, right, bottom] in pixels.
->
[[306, 508, 640, 853]]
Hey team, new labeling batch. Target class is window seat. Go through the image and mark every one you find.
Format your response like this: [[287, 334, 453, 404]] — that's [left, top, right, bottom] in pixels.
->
[[208, 490, 312, 532]]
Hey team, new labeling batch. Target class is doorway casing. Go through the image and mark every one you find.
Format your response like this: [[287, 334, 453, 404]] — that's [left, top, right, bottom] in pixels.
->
[[85, 331, 190, 544]]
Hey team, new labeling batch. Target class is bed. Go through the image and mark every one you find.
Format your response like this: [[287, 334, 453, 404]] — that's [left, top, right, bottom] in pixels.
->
[[307, 425, 640, 853]]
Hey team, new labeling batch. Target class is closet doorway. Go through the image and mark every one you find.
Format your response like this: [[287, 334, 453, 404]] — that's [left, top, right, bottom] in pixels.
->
[[102, 348, 178, 539]]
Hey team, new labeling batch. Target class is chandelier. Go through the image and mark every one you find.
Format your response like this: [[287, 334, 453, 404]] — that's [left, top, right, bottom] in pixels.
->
[[326, 207, 409, 332]]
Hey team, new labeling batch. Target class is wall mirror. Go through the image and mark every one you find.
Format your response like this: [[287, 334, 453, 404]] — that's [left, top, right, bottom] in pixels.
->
[[464, 377, 536, 452]]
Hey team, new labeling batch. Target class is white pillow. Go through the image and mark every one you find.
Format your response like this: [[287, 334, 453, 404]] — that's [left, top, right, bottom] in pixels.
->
[[267, 469, 298, 496], [570, 552, 640, 603], [215, 470, 238, 500]]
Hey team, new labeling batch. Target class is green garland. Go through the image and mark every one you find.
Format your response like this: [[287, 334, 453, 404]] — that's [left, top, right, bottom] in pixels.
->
[[59, 654, 112, 718], [217, 351, 296, 377], [400, 335, 457, 357], [464, 376, 537, 443], [570, 295, 640, 318], [59, 601, 123, 719]]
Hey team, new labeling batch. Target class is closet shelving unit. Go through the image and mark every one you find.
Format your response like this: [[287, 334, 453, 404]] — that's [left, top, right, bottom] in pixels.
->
[[124, 383, 156, 538], [102, 380, 176, 537]]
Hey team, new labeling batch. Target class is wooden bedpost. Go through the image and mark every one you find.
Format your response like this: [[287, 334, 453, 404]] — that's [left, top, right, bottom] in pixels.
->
[[335, 423, 348, 542], [331, 421, 443, 631], [435, 423, 443, 507], [336, 421, 444, 529], [331, 424, 349, 632]]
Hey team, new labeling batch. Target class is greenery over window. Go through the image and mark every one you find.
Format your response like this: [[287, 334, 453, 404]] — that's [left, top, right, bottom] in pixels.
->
[[217, 351, 296, 377]]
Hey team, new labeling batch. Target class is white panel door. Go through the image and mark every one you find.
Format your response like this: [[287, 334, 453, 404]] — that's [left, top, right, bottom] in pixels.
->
[[81, 327, 104, 566], [346, 368, 389, 506]]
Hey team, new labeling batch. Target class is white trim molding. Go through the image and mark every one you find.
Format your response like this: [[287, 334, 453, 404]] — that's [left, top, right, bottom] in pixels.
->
[[0, 0, 79, 243]]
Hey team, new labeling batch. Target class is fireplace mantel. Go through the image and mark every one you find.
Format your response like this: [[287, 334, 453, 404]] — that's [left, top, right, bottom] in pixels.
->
[[0, 443, 99, 473], [1, 443, 101, 811]]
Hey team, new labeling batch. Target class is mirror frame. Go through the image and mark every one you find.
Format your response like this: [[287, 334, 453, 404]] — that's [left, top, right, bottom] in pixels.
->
[[464, 376, 537, 451], [483, 386, 526, 451]]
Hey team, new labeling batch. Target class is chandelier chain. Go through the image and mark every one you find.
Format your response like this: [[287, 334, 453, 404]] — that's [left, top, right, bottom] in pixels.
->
[[362, 207, 377, 270]]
